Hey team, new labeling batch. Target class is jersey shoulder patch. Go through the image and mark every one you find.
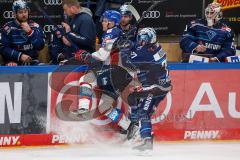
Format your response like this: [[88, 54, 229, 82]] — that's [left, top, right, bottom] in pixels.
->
[[3, 22, 12, 33], [221, 25, 231, 32], [29, 20, 40, 28]]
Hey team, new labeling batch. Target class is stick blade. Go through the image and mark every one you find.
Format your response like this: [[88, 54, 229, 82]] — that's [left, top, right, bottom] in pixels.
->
[[127, 4, 140, 21]]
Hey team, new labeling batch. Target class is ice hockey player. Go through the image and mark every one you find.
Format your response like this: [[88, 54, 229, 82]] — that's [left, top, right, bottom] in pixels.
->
[[121, 27, 172, 154], [68, 10, 139, 139], [0, 0, 45, 66], [119, 4, 134, 34], [180, 2, 236, 62]]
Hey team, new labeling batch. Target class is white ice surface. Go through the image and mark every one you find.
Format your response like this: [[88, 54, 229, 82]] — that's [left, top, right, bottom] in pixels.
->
[[0, 142, 240, 160]]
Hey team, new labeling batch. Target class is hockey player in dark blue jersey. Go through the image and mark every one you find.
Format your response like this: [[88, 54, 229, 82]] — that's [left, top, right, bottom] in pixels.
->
[[119, 4, 134, 34], [113, 4, 137, 51], [0, 0, 45, 66], [121, 27, 172, 153], [48, 0, 96, 64], [180, 2, 236, 62]]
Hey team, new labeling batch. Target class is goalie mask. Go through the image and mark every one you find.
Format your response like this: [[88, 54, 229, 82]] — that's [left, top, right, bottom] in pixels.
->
[[205, 2, 222, 26], [137, 27, 157, 46], [12, 0, 29, 13]]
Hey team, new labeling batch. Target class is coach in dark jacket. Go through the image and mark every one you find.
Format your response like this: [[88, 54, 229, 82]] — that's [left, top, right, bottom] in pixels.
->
[[49, 0, 96, 64]]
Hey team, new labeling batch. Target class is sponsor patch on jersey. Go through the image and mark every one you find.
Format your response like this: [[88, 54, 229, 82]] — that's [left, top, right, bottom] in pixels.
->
[[4, 25, 10, 31], [29, 22, 39, 28]]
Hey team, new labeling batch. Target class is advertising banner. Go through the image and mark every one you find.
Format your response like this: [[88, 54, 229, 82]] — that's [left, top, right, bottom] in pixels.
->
[[49, 66, 119, 143], [0, 73, 48, 135], [152, 69, 240, 140], [129, 0, 203, 35], [1, 64, 240, 147], [49, 65, 240, 143]]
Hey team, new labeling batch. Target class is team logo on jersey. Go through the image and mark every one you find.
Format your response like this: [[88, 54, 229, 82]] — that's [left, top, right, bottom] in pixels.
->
[[206, 30, 216, 40]]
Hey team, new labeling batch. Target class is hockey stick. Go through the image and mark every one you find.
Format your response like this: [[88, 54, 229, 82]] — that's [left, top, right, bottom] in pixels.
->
[[127, 0, 168, 27], [31, 0, 79, 51]]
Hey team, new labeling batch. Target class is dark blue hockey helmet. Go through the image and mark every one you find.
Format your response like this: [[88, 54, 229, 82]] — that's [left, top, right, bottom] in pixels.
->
[[12, 0, 29, 13], [102, 10, 121, 26]]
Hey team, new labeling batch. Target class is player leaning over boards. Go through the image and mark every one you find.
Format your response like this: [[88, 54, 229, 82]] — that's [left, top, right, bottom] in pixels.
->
[[68, 10, 139, 139], [121, 27, 172, 154], [180, 2, 236, 62], [0, 0, 45, 66]]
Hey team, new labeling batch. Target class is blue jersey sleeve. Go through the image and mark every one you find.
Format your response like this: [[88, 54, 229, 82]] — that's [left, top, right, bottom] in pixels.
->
[[180, 21, 199, 53], [216, 28, 236, 61], [1, 24, 22, 61]]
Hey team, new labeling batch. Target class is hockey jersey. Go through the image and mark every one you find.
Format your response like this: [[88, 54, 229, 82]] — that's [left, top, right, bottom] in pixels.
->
[[92, 26, 122, 65], [0, 20, 45, 64], [122, 43, 170, 87], [180, 19, 236, 62]]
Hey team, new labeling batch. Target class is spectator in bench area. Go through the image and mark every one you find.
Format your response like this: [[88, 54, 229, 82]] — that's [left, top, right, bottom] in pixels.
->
[[180, 2, 236, 62], [49, 0, 96, 65], [0, 0, 45, 66]]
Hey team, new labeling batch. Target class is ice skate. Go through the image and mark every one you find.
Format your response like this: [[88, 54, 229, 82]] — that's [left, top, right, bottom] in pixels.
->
[[127, 122, 139, 140], [132, 137, 153, 156]]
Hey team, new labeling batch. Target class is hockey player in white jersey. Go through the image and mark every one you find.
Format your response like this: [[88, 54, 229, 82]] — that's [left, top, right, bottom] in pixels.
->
[[69, 10, 140, 138]]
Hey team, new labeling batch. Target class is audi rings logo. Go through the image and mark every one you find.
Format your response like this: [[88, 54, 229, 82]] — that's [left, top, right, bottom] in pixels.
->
[[3, 11, 14, 19], [44, 0, 62, 5], [142, 10, 161, 19], [44, 25, 55, 32]]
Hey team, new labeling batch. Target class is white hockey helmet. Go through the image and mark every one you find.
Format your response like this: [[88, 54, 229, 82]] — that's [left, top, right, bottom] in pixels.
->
[[12, 0, 29, 13], [205, 2, 222, 26], [120, 4, 132, 16], [137, 27, 157, 46]]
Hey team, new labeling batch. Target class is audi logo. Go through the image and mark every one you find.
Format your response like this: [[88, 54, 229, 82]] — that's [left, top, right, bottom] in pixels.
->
[[44, 0, 62, 5], [44, 25, 62, 33], [142, 10, 161, 19], [3, 11, 14, 19], [44, 25, 55, 33]]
